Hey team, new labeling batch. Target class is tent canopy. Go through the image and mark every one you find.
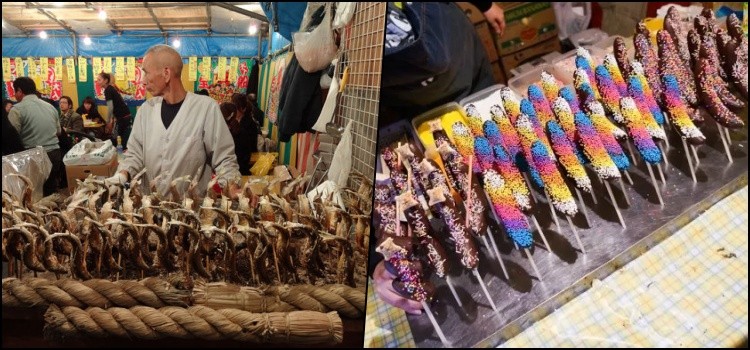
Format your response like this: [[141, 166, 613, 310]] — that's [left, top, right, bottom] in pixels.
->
[[1, 2, 303, 58]]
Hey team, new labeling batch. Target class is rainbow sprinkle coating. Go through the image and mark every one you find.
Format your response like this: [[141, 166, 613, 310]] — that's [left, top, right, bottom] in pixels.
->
[[627, 76, 666, 140], [657, 30, 698, 106], [483, 119, 504, 147], [586, 101, 631, 170], [574, 69, 598, 106], [594, 65, 625, 123], [489, 105, 529, 172], [475, 136, 532, 211], [464, 103, 485, 137], [586, 101, 627, 140], [661, 74, 706, 143], [546, 120, 592, 192], [575, 50, 601, 100], [630, 62, 667, 126], [540, 71, 561, 103], [573, 111, 621, 179], [521, 97, 556, 159], [517, 114, 578, 216], [559, 86, 581, 114], [551, 97, 579, 146], [604, 54, 629, 97], [482, 168, 534, 248], [377, 238, 430, 302], [527, 85, 555, 126], [451, 122, 480, 172], [500, 88, 521, 124], [620, 97, 663, 164]]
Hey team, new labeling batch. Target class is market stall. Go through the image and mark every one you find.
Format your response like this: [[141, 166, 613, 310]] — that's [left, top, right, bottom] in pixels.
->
[[368, 3, 747, 347], [2, 2, 383, 347]]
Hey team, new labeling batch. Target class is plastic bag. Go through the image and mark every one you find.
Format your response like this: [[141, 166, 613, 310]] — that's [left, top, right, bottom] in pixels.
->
[[312, 59, 340, 132], [250, 152, 278, 176], [62, 139, 116, 166], [2, 146, 52, 204], [327, 120, 352, 189], [293, 3, 339, 73]]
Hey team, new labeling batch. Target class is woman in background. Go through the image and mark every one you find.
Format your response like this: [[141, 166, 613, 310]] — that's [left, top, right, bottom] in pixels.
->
[[76, 96, 106, 140], [231, 94, 258, 176]]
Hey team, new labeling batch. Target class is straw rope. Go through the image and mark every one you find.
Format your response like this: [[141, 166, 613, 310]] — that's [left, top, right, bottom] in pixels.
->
[[2, 277, 188, 309], [43, 304, 343, 345]]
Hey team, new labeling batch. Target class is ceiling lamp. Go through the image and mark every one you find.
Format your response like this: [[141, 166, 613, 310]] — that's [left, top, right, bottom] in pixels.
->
[[249, 24, 258, 35], [172, 38, 181, 48], [83, 36, 92, 45], [39, 30, 48, 39], [99, 10, 107, 20]]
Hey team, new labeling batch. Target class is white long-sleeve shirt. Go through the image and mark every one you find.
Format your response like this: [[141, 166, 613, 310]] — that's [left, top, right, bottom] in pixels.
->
[[118, 92, 241, 197]]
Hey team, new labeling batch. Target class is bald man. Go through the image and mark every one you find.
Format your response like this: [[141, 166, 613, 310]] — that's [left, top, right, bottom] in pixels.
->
[[105, 44, 241, 197]]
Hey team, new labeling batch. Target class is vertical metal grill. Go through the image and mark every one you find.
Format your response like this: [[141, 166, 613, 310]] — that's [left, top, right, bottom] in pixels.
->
[[316, 2, 384, 189]]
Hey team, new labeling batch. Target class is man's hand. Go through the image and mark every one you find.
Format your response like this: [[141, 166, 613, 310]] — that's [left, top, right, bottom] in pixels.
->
[[372, 260, 423, 315], [483, 3, 506, 36], [104, 171, 128, 187]]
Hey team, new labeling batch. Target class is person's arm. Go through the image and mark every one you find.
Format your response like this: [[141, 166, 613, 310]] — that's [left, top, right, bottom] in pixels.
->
[[71, 112, 84, 133], [476, 2, 505, 35], [8, 108, 22, 133], [205, 101, 242, 192]]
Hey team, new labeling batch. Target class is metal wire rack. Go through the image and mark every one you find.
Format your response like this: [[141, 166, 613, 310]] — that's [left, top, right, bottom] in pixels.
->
[[314, 2, 384, 190]]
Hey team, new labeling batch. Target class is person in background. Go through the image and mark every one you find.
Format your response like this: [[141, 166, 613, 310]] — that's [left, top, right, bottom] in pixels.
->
[[97, 72, 131, 149], [230, 93, 258, 176], [7, 77, 63, 196], [373, 1, 506, 315], [3, 99, 14, 113], [2, 106, 24, 156], [248, 93, 265, 128], [105, 44, 241, 197], [76, 96, 106, 140], [58, 96, 84, 134], [196, 89, 210, 96]]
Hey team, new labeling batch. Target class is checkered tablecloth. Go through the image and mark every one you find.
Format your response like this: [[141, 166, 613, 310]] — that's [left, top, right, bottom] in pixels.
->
[[364, 186, 748, 348]]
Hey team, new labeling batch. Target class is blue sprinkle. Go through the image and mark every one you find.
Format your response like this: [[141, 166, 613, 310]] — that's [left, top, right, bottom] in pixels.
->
[[559, 87, 580, 113], [640, 146, 663, 164], [483, 120, 504, 146], [611, 152, 630, 170], [508, 229, 533, 248], [493, 144, 510, 163], [531, 140, 550, 159], [547, 120, 565, 138], [528, 84, 545, 100], [595, 65, 611, 79], [474, 137, 493, 157], [520, 99, 538, 121], [662, 74, 679, 91], [529, 167, 544, 188], [575, 56, 590, 70], [577, 82, 597, 105]]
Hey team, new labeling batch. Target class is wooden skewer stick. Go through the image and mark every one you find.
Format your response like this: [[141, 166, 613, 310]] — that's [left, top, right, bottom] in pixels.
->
[[716, 125, 733, 163], [681, 138, 697, 183], [522, 172, 537, 204], [472, 269, 499, 314], [445, 275, 463, 308], [603, 180, 626, 229], [656, 162, 666, 185], [626, 138, 638, 166], [421, 300, 451, 346], [661, 126, 671, 149], [523, 248, 543, 281], [690, 144, 700, 166], [544, 188, 561, 231], [646, 163, 664, 207], [566, 215, 586, 255], [529, 214, 552, 253], [485, 228, 509, 280], [617, 176, 631, 206], [657, 142, 669, 166], [623, 170, 634, 185], [723, 125, 732, 144], [589, 178, 598, 205], [480, 235, 495, 259], [574, 187, 591, 227]]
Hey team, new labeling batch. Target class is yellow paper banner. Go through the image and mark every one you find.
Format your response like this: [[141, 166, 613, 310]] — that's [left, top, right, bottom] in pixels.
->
[[2, 58, 10, 82], [217, 57, 227, 81], [14, 57, 23, 77], [229, 57, 239, 84], [92, 57, 102, 77], [54, 57, 63, 80], [40, 57, 48, 78], [28, 58, 37, 79], [202, 56, 211, 81], [115, 57, 125, 81], [78, 56, 88, 82], [188, 56, 197, 81], [104, 57, 113, 73], [127, 57, 136, 81], [66, 58, 76, 83]]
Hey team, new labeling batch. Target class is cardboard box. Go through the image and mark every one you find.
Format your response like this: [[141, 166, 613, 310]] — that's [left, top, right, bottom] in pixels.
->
[[66, 155, 119, 192], [495, 2, 558, 56], [456, 2, 487, 24], [475, 21, 500, 62], [490, 60, 507, 84], [499, 37, 561, 78]]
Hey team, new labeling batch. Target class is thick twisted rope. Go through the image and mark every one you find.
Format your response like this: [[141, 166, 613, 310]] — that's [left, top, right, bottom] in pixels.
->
[[4, 277, 365, 318], [2, 277, 188, 309], [43, 304, 343, 344]]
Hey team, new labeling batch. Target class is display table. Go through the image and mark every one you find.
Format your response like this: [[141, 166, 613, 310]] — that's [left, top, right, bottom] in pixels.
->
[[364, 186, 748, 347]]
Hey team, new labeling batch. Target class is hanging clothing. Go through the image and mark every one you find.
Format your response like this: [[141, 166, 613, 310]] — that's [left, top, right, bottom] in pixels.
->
[[117, 92, 242, 197], [276, 54, 323, 142]]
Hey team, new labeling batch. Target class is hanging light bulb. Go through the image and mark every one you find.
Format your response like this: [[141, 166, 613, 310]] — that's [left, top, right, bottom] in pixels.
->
[[39, 30, 48, 39], [249, 24, 258, 35], [99, 10, 107, 20], [83, 36, 92, 45], [172, 38, 181, 48]]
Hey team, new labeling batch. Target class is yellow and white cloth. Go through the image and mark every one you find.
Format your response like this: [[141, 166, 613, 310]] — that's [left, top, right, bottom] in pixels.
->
[[365, 186, 748, 348]]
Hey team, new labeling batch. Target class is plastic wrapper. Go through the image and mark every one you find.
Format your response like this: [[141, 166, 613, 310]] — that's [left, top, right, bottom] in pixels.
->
[[327, 120, 352, 189], [250, 153, 278, 176], [293, 2, 338, 73], [2, 146, 52, 204], [62, 139, 116, 166]]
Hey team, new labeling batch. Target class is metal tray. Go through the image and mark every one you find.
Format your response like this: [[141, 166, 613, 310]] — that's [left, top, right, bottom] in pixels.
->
[[406, 108, 749, 347]]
